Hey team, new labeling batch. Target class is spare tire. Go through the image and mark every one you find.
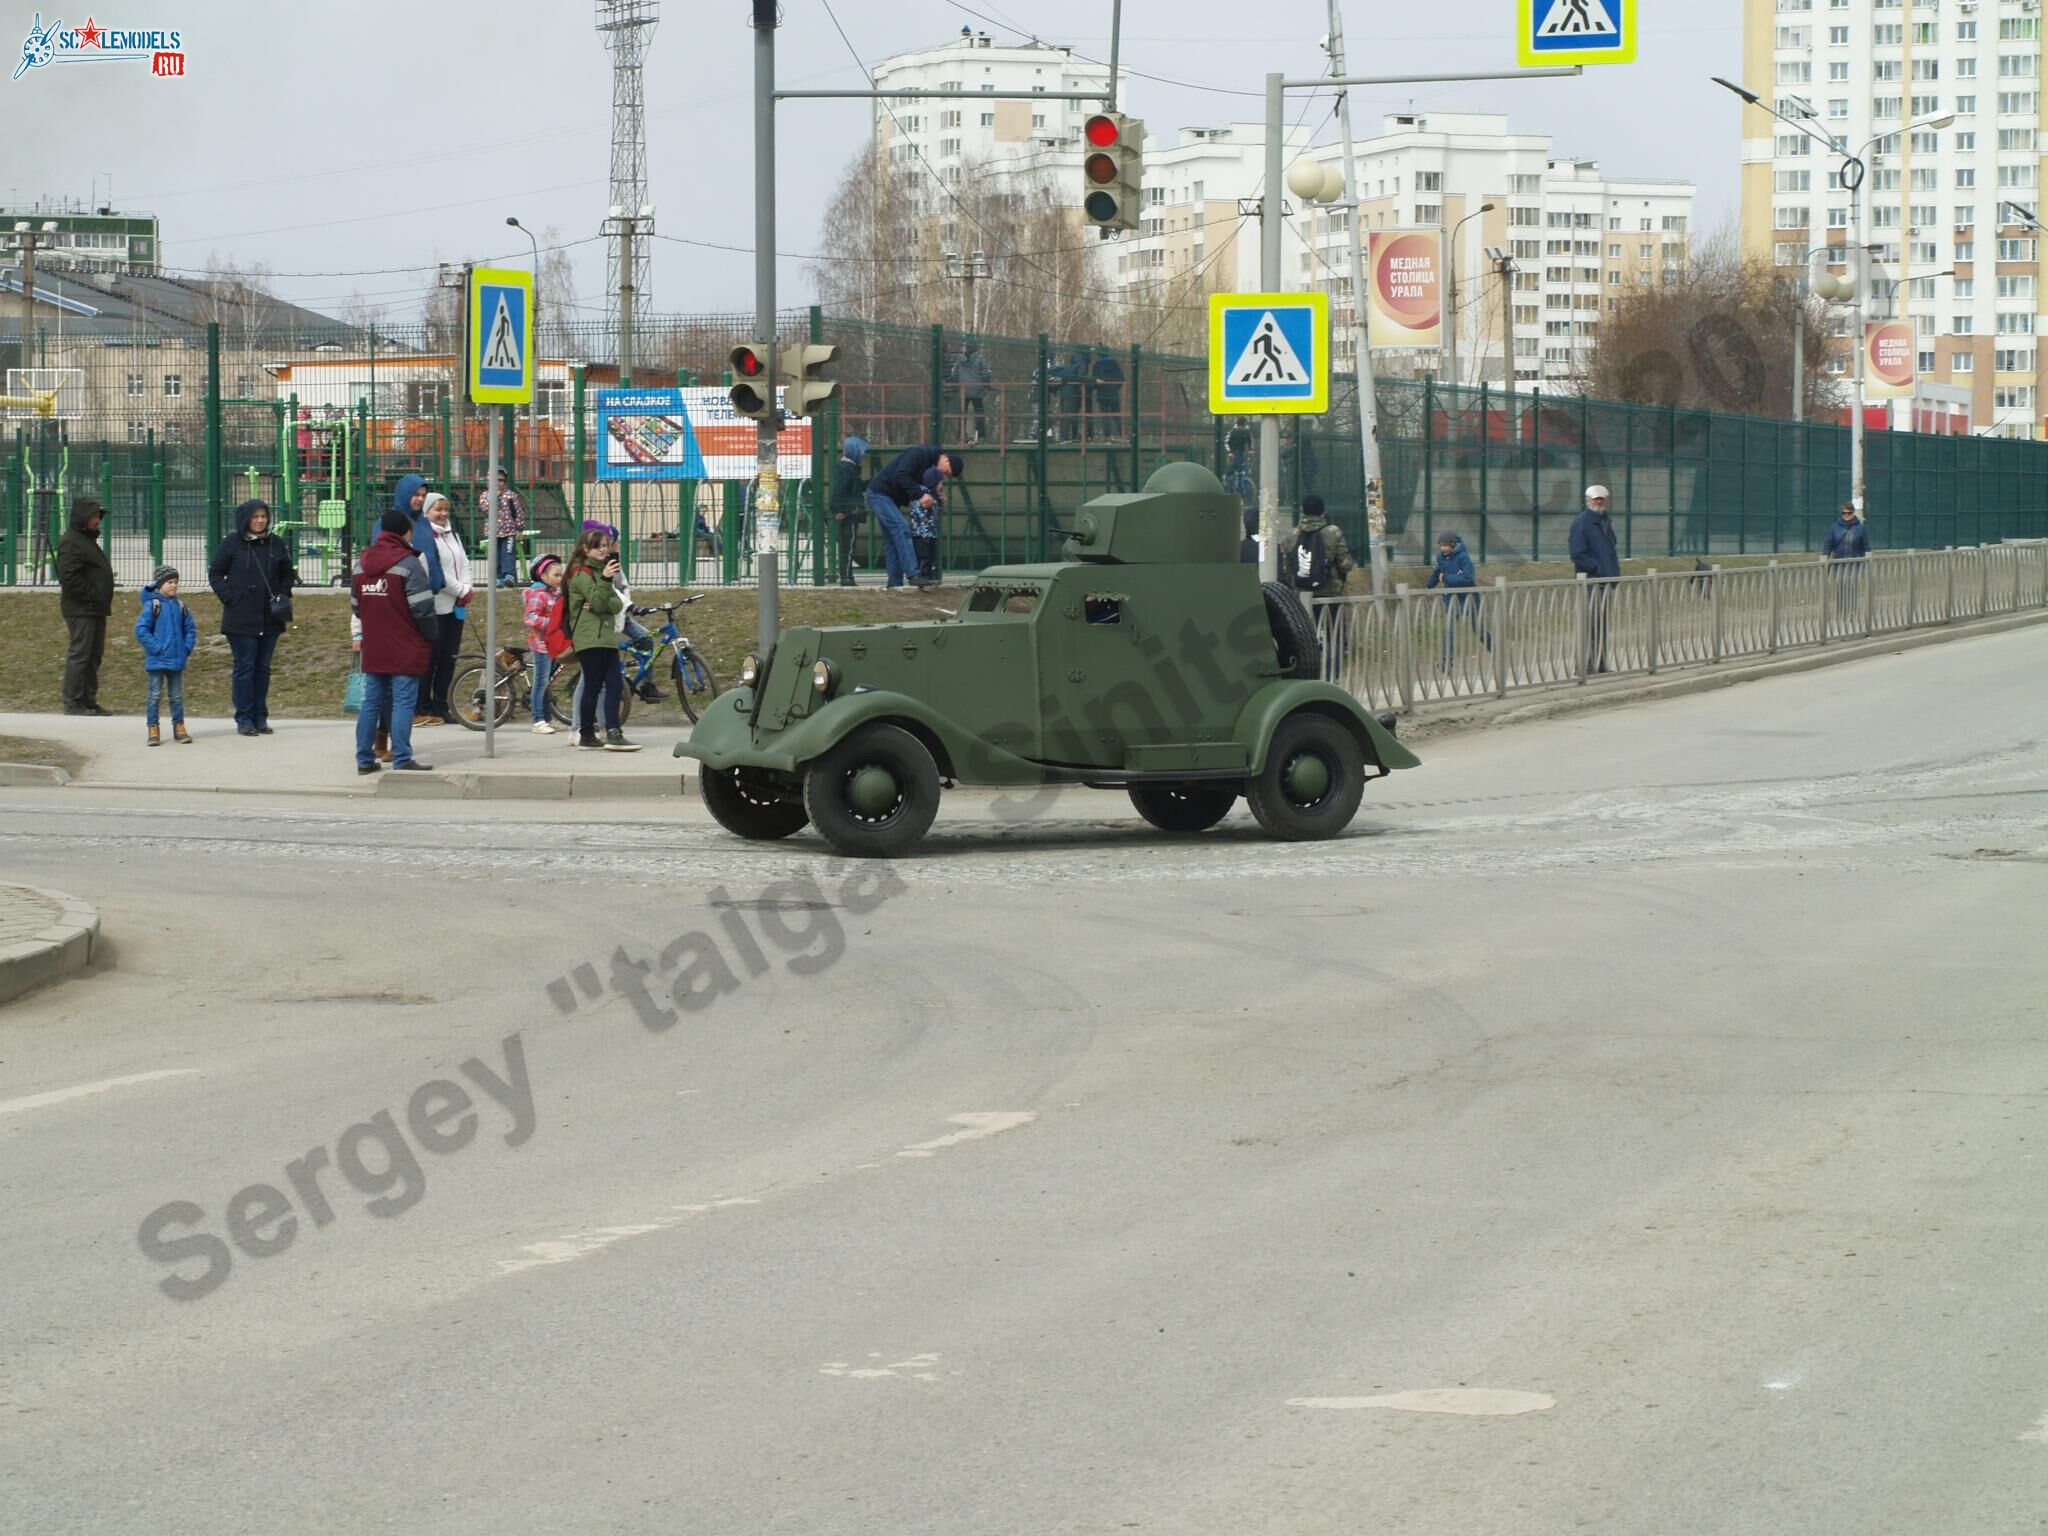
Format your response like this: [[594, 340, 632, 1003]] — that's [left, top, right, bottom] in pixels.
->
[[1261, 580, 1323, 680]]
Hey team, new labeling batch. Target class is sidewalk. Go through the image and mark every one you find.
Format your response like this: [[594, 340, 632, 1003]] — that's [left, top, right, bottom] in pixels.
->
[[0, 711, 695, 800], [0, 884, 102, 1004]]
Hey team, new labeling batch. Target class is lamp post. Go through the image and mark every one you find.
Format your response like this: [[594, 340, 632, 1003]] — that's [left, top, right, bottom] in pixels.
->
[[1712, 78, 1952, 506], [1445, 202, 1496, 388]]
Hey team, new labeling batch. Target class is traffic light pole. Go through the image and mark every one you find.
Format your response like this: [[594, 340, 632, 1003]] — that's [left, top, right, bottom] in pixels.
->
[[754, 0, 781, 652], [1257, 65, 1580, 586]]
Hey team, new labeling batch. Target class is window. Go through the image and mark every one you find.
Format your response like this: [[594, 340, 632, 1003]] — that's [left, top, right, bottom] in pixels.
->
[[1873, 167, 1902, 193], [1958, 170, 1979, 193], [1873, 22, 1903, 44], [1030, 114, 1044, 129], [1912, 167, 1938, 192], [126, 421, 146, 443], [1779, 59, 1813, 83], [162, 374, 181, 397], [1873, 59, 1902, 81], [1995, 386, 2032, 410], [1507, 206, 1541, 227], [1999, 164, 2039, 189], [1916, 314, 1936, 338], [1828, 61, 1850, 81], [125, 372, 144, 397], [1998, 314, 2037, 336], [978, 111, 993, 126], [940, 110, 961, 128], [1913, 58, 1940, 81], [1918, 350, 1937, 373], [1955, 278, 1975, 298], [1910, 131, 1940, 154], [1911, 96, 1941, 118], [1957, 58, 1978, 79], [1829, 98, 1850, 118], [1998, 274, 2036, 299], [1514, 304, 1539, 325], [1774, 241, 1807, 264], [163, 421, 182, 443], [1999, 237, 2038, 261], [1999, 55, 2039, 79], [1956, 100, 1976, 120], [1873, 95, 1901, 118], [2001, 127, 2038, 152], [1952, 352, 1972, 373], [1413, 203, 1441, 225], [1776, 170, 1812, 193], [1957, 240, 1976, 262], [1776, 132, 1812, 155], [1911, 204, 1938, 227], [1509, 174, 1542, 194], [1956, 131, 1976, 150], [1191, 180, 1204, 199], [1776, 24, 1808, 46], [1998, 91, 2038, 113], [2003, 17, 2042, 40], [1954, 317, 1975, 336], [1607, 240, 1623, 256], [940, 137, 960, 158], [1996, 347, 2034, 372], [1415, 171, 1442, 191], [1775, 206, 1809, 229], [1914, 20, 1937, 44]]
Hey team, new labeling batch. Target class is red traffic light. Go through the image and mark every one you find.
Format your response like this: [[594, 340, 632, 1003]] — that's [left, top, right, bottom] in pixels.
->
[[731, 346, 765, 377], [1085, 114, 1120, 149]]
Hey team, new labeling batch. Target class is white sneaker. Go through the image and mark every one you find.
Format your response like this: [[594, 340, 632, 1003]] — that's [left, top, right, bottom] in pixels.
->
[[531, 721, 557, 735]]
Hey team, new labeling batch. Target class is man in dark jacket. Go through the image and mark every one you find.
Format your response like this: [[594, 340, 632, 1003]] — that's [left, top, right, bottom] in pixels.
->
[[865, 445, 959, 590], [830, 436, 869, 586], [1568, 484, 1621, 673], [207, 498, 299, 735], [1822, 503, 1870, 560], [350, 510, 437, 774], [1087, 349, 1125, 440], [1278, 495, 1354, 601], [949, 348, 991, 444], [1239, 505, 1260, 565], [56, 497, 116, 715]]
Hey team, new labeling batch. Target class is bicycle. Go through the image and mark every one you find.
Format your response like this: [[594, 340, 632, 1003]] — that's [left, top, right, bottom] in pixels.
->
[[543, 596, 721, 726], [1223, 454, 1257, 508], [451, 645, 574, 731]]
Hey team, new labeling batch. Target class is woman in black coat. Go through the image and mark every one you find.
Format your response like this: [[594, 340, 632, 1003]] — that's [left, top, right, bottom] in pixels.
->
[[207, 498, 298, 736]]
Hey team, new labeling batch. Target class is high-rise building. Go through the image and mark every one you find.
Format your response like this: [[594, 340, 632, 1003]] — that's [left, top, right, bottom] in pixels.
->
[[1739, 0, 2047, 436], [0, 200, 159, 276], [871, 28, 1112, 186]]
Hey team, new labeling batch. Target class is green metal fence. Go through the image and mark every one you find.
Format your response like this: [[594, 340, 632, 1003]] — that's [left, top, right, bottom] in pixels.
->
[[6, 309, 2048, 592]]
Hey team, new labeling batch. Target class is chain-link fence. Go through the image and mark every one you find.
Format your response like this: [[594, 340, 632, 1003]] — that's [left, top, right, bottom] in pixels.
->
[[7, 308, 2048, 592]]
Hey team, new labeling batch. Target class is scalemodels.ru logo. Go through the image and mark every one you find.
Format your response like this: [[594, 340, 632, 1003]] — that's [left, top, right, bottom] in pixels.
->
[[13, 12, 186, 81]]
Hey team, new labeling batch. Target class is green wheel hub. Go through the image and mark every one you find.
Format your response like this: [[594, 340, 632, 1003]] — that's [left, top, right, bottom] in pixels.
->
[[1284, 751, 1331, 805], [847, 764, 901, 816]]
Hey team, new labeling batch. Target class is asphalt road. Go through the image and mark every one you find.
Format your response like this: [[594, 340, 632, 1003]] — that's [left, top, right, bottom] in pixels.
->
[[4, 626, 2047, 1535]]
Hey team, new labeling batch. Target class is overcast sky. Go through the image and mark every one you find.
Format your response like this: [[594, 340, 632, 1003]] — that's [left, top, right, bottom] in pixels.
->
[[12, 0, 1739, 324]]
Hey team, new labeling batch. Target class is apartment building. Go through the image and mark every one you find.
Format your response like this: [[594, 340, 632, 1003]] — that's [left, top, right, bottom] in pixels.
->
[[870, 28, 1111, 188], [1740, 0, 2048, 435]]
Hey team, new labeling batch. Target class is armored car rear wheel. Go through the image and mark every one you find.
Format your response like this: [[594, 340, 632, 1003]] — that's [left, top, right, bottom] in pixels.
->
[[1128, 783, 1237, 833], [802, 723, 942, 858], [1260, 581, 1324, 680], [699, 766, 809, 840], [1246, 711, 1365, 841]]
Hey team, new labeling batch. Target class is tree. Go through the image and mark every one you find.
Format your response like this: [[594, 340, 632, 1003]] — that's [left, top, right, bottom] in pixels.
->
[[1577, 230, 1837, 418], [536, 224, 576, 359]]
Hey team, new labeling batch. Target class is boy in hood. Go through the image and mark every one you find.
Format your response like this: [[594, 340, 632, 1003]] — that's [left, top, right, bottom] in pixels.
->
[[830, 436, 869, 586], [135, 564, 198, 745], [350, 509, 437, 774], [1427, 532, 1488, 662], [56, 496, 116, 715]]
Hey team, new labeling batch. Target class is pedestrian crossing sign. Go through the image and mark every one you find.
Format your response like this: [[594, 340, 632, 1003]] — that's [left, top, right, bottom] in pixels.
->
[[1519, 0, 1634, 67], [467, 267, 534, 405], [1209, 292, 1329, 415]]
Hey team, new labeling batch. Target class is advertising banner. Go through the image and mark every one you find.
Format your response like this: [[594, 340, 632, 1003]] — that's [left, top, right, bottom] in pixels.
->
[[1366, 229, 1445, 350], [1864, 321, 1915, 400], [595, 387, 811, 482]]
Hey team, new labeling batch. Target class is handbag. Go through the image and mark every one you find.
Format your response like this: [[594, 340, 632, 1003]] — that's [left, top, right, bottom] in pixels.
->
[[261, 551, 293, 627], [343, 659, 366, 715]]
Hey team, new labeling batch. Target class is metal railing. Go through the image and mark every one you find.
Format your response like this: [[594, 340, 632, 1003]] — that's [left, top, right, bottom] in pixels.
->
[[1317, 542, 2048, 712]]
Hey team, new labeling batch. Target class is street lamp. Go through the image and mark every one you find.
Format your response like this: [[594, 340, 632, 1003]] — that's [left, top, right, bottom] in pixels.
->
[[1445, 202, 1496, 388], [1713, 77, 1953, 505]]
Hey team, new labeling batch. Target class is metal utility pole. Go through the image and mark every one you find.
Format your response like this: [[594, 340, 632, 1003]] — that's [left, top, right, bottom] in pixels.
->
[[1491, 247, 1517, 404], [596, 0, 658, 346], [1323, 4, 1386, 594], [1258, 67, 1573, 584], [14, 223, 38, 347], [617, 213, 637, 383], [753, 0, 781, 652]]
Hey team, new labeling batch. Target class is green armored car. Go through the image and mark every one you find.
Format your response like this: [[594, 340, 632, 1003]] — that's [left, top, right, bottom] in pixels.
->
[[676, 462, 1419, 856]]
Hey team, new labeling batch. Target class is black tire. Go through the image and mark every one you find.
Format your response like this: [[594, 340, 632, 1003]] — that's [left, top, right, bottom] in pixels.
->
[[449, 663, 514, 731], [1245, 711, 1366, 841], [673, 649, 720, 726], [1128, 783, 1238, 833], [544, 653, 635, 731], [801, 722, 942, 858], [1261, 580, 1323, 680], [699, 766, 809, 840]]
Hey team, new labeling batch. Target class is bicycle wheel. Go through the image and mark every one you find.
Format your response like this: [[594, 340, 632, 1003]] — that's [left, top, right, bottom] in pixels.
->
[[672, 648, 720, 726], [545, 652, 635, 732], [449, 663, 514, 731]]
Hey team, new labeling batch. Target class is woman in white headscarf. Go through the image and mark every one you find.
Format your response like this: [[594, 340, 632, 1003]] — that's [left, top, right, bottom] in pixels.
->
[[418, 491, 472, 724]]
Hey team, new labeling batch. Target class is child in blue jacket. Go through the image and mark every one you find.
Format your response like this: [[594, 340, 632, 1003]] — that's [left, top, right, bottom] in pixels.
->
[[135, 564, 198, 745]]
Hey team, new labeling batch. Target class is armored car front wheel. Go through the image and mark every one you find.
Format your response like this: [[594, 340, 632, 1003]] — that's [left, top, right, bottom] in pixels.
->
[[699, 766, 809, 840], [1128, 783, 1238, 833], [802, 723, 942, 858], [1246, 711, 1366, 841]]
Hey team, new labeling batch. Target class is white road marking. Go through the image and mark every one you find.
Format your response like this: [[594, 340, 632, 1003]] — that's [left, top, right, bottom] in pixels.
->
[[2020, 1412, 2048, 1445], [820, 1352, 943, 1381], [1289, 1389, 1556, 1417], [0, 1069, 198, 1119], [496, 1196, 759, 1275], [895, 1111, 1037, 1158]]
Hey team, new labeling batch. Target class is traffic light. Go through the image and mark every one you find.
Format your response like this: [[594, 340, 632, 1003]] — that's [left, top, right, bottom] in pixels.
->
[[728, 341, 775, 420], [781, 342, 839, 420], [1081, 111, 1144, 233]]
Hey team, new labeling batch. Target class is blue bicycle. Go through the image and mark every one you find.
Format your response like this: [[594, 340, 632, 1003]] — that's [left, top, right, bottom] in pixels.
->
[[543, 596, 721, 726], [1223, 449, 1257, 508]]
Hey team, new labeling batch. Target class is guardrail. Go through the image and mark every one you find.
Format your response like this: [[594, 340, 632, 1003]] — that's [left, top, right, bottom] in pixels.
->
[[1315, 542, 2048, 714]]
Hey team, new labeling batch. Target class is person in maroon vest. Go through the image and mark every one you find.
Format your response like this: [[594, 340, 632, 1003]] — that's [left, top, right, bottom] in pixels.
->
[[350, 510, 437, 774]]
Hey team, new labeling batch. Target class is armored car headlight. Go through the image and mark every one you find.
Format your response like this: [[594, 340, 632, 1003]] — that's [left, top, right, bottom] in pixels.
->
[[812, 659, 836, 696], [739, 653, 761, 686]]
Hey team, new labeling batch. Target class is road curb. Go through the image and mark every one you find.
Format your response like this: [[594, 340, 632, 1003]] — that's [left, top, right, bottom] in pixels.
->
[[0, 763, 72, 787], [0, 884, 102, 1006], [376, 770, 685, 801]]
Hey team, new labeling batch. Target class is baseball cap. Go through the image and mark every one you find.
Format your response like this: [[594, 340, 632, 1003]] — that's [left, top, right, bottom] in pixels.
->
[[1585, 485, 1611, 501]]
